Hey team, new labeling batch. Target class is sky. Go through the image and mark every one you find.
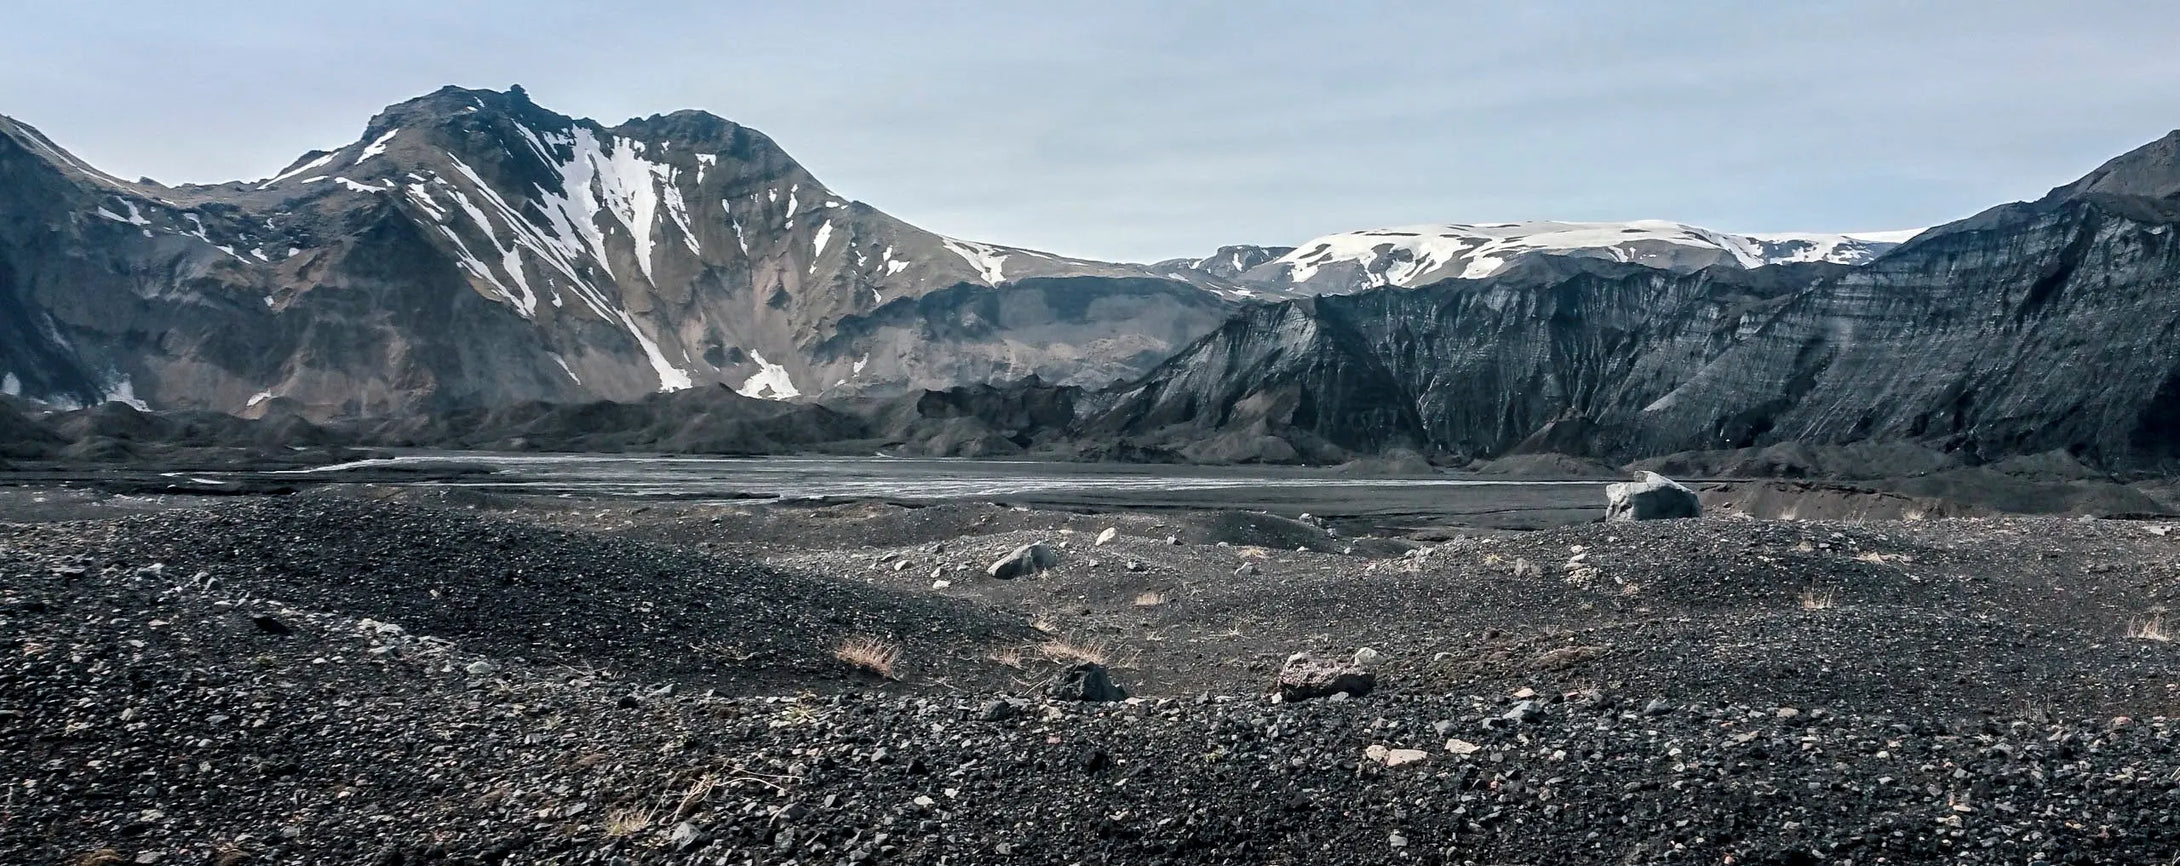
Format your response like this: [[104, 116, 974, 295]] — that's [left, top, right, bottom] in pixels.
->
[[7, 1, 2180, 263]]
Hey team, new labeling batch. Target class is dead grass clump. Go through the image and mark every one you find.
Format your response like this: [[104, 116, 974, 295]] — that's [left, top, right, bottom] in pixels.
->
[[603, 805, 655, 837], [1134, 591, 1168, 607], [985, 645, 1027, 669], [1037, 636, 1139, 669], [834, 635, 903, 679], [1800, 589, 1836, 610], [2127, 614, 2171, 642]]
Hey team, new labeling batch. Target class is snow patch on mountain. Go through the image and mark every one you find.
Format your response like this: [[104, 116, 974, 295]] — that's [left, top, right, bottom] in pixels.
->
[[736, 351, 800, 399], [94, 198, 150, 226], [940, 238, 1010, 284], [1257, 220, 1917, 293], [353, 128, 400, 166]]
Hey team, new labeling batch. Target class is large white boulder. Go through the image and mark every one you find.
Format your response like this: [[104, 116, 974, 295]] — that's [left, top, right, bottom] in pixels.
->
[[1604, 472, 1702, 521]]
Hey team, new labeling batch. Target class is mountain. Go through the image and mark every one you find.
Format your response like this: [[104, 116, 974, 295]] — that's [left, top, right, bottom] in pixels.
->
[[1150, 245, 1294, 288], [1157, 221, 1916, 297], [0, 86, 1236, 417], [1092, 132, 2180, 470]]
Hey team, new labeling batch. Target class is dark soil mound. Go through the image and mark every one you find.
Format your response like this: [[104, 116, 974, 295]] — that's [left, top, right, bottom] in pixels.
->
[[79, 495, 1039, 691]]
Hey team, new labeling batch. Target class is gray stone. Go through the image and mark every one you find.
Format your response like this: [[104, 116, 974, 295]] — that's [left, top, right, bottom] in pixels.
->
[[986, 543, 1059, 579], [1048, 663, 1127, 702], [1274, 654, 1375, 702], [1502, 700, 1543, 724], [1605, 472, 1702, 521]]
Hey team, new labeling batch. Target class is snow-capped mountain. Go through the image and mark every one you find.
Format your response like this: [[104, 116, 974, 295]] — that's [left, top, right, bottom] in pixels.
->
[[0, 86, 1235, 417], [0, 84, 1946, 422], [1166, 221, 1921, 297], [1092, 131, 2180, 468]]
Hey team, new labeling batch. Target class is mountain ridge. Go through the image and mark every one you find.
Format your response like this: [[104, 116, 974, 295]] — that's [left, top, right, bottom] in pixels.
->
[[1092, 128, 2180, 470]]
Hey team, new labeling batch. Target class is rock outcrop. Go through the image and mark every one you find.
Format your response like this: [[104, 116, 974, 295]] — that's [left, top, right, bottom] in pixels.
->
[[1094, 129, 2180, 472]]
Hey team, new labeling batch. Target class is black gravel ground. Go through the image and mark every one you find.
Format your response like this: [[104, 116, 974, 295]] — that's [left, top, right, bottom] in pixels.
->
[[5, 492, 2180, 863]]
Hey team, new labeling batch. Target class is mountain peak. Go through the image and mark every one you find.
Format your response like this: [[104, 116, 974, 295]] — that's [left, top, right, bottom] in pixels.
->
[[2045, 128, 2180, 203]]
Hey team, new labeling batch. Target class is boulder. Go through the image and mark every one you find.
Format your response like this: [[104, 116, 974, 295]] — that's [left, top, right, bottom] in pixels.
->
[[1604, 472, 1702, 521], [986, 543, 1059, 579], [1048, 662, 1127, 701], [1274, 653, 1375, 702]]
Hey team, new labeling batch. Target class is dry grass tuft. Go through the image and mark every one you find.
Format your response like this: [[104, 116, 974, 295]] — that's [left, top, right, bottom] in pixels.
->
[[1800, 589, 1836, 610], [2127, 614, 2171, 642], [833, 635, 903, 679], [603, 805, 655, 838], [1029, 616, 1060, 634], [985, 645, 1027, 669], [1038, 636, 1137, 669], [1134, 591, 1168, 607]]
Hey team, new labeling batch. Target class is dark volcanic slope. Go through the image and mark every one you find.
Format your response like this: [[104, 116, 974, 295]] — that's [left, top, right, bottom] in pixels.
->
[[1098, 130, 2180, 470], [61, 495, 1040, 691]]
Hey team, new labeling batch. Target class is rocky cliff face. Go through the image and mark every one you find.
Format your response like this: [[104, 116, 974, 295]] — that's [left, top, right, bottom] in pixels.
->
[[1098, 131, 2180, 470], [0, 86, 1234, 418]]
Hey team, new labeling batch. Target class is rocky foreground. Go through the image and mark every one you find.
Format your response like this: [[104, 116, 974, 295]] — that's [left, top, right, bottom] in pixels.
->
[[5, 492, 2180, 864]]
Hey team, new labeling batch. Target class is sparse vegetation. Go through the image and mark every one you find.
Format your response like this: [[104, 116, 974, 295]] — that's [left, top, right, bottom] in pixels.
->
[[833, 635, 903, 679], [984, 644, 1027, 669], [1134, 591, 1168, 607], [2127, 613, 2171, 642], [1800, 589, 1836, 610], [602, 804, 655, 838], [1039, 636, 1137, 669]]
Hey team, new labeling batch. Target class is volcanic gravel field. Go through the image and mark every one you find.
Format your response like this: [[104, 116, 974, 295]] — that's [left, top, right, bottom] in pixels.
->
[[5, 490, 2180, 864]]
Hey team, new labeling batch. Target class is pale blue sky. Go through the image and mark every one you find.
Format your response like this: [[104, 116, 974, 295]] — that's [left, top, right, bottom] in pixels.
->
[[8, 1, 2180, 261]]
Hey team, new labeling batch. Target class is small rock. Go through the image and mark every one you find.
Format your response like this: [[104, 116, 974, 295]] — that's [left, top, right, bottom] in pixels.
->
[[978, 698, 1025, 721], [1273, 653, 1375, 702], [1446, 738, 1481, 755], [1234, 562, 1259, 576], [1501, 700, 1543, 724], [1388, 832, 1408, 849], [1164, 535, 1180, 545], [1124, 561, 1146, 573], [1049, 662, 1127, 702], [1642, 698, 1674, 716], [931, 579, 951, 589], [669, 821, 706, 851], [1364, 744, 1429, 767], [986, 543, 1059, 580], [1352, 647, 1381, 666], [1095, 528, 1119, 546], [465, 661, 497, 676]]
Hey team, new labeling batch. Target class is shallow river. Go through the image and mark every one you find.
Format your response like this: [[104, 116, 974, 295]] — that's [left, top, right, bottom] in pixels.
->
[[290, 453, 1606, 529]]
